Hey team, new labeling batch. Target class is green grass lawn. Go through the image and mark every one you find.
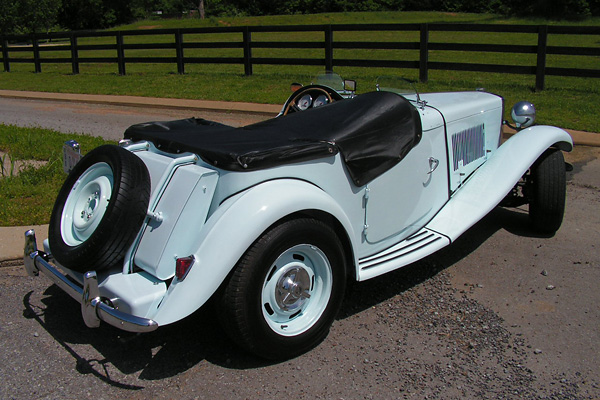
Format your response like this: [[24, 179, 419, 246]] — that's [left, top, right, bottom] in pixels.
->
[[0, 125, 113, 226]]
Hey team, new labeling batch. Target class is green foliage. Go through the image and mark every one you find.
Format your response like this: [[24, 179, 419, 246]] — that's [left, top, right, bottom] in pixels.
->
[[0, 0, 60, 35], [58, 0, 133, 30], [499, 0, 592, 20], [23, 0, 61, 33], [536, 0, 591, 20], [0, 125, 113, 226], [217, 0, 599, 18], [1, 0, 597, 35], [0, 0, 19, 35]]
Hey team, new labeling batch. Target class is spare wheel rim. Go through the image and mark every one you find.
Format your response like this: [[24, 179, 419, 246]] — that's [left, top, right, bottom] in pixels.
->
[[61, 162, 114, 246]]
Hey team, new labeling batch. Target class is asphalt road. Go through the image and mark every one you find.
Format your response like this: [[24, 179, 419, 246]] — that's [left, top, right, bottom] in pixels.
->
[[0, 97, 269, 141], [0, 99, 599, 399]]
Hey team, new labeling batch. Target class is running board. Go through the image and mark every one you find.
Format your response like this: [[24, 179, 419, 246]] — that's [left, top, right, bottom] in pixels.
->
[[358, 228, 450, 281]]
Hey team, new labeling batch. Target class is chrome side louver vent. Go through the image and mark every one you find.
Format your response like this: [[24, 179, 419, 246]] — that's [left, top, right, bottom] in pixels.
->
[[452, 124, 485, 171]]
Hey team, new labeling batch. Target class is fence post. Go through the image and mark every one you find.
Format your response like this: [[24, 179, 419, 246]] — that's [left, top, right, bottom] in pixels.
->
[[70, 33, 79, 75], [243, 27, 252, 76], [1, 38, 9, 72], [117, 32, 126, 75], [325, 25, 334, 72], [535, 25, 548, 92], [175, 29, 185, 74], [32, 35, 41, 73], [419, 23, 429, 83]]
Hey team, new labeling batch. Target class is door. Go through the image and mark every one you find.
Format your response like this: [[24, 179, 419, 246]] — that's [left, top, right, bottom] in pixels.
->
[[364, 124, 449, 244]]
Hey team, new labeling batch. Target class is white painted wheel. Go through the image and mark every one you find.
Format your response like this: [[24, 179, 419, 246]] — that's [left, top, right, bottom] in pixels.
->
[[61, 162, 113, 246], [261, 244, 333, 337], [49, 145, 150, 272], [217, 218, 346, 359]]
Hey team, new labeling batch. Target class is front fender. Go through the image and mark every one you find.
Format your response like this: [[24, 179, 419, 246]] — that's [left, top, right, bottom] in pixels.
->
[[426, 125, 572, 241], [151, 179, 356, 325]]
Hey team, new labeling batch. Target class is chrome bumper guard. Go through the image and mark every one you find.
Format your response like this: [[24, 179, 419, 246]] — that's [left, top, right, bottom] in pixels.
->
[[24, 230, 158, 333]]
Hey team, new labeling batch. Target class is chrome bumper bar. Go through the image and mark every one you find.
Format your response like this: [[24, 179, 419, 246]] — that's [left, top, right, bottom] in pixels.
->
[[24, 230, 158, 333]]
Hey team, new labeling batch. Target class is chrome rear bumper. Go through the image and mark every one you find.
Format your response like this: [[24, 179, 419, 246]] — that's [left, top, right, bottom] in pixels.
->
[[24, 229, 158, 333]]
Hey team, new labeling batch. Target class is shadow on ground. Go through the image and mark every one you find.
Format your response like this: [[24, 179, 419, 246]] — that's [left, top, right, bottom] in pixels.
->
[[22, 205, 542, 387]]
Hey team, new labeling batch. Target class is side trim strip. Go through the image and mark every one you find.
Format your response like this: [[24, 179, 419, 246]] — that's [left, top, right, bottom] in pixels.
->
[[358, 228, 450, 281]]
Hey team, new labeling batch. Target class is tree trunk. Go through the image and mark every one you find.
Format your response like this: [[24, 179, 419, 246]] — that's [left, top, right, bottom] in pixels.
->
[[199, 0, 205, 19]]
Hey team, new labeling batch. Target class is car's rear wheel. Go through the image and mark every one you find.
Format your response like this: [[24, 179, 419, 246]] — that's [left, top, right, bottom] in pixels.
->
[[216, 218, 346, 359], [48, 145, 150, 272], [528, 148, 566, 234]]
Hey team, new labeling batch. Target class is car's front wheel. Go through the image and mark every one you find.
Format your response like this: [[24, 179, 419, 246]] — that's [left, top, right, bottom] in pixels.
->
[[216, 218, 346, 359], [528, 148, 567, 234]]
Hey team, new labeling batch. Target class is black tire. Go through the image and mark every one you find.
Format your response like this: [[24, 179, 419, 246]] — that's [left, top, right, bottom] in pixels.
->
[[216, 218, 346, 360], [528, 148, 566, 234], [48, 145, 150, 272]]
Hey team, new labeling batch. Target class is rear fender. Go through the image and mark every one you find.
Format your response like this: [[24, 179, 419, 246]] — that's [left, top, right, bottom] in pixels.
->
[[426, 125, 572, 241], [151, 179, 356, 325]]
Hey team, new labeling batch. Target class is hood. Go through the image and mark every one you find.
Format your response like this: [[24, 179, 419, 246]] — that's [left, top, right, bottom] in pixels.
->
[[419, 91, 503, 124]]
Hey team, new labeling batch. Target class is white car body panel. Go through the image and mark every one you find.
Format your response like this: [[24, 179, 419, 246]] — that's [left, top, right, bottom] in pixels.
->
[[133, 161, 218, 280], [364, 122, 448, 244], [426, 125, 573, 241], [151, 178, 358, 325], [420, 92, 504, 192]]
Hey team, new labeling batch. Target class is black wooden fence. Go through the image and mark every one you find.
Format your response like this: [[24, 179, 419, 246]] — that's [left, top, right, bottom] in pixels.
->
[[1, 23, 599, 91]]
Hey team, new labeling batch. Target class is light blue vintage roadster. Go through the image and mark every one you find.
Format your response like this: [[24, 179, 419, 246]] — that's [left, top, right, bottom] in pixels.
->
[[24, 73, 573, 359]]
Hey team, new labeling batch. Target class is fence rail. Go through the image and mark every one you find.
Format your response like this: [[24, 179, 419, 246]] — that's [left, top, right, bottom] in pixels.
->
[[1, 23, 599, 91]]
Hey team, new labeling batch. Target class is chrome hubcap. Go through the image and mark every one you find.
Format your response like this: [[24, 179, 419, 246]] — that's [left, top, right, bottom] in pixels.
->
[[261, 244, 333, 337], [275, 266, 311, 312]]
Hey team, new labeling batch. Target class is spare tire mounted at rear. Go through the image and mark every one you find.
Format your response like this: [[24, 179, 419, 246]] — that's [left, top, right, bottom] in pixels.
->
[[48, 145, 150, 272]]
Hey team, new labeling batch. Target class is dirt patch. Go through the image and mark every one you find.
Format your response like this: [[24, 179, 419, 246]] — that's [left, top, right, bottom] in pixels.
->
[[0, 151, 47, 177], [564, 145, 600, 165], [0, 260, 24, 268]]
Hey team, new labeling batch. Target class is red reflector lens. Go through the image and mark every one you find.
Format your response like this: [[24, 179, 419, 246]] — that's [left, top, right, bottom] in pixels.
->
[[175, 256, 194, 281]]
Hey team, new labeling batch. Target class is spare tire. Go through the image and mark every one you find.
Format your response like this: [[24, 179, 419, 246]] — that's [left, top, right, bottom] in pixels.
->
[[49, 145, 150, 272]]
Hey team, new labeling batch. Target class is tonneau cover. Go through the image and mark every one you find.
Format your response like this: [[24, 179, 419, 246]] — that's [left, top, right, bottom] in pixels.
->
[[125, 91, 422, 186]]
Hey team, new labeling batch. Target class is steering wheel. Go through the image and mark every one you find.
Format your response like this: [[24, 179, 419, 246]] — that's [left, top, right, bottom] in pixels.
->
[[282, 85, 342, 116]]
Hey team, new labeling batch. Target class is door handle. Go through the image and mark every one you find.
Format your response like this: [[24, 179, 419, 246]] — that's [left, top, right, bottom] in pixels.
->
[[427, 157, 439, 174]]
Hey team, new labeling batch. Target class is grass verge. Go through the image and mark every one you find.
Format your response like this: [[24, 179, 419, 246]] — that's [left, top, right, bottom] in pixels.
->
[[0, 125, 113, 226]]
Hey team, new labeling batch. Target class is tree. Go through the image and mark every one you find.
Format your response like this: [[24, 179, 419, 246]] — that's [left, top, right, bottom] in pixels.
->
[[0, 0, 19, 35], [501, 0, 592, 19], [0, 0, 60, 35], [58, 0, 135, 30], [19, 0, 61, 34], [58, 0, 107, 30]]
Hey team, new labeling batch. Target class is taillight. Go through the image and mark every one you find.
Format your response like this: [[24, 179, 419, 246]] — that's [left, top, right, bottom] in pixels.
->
[[175, 255, 195, 281]]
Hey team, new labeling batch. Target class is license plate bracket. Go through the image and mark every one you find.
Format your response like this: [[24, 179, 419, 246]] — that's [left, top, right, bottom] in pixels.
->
[[63, 140, 82, 174]]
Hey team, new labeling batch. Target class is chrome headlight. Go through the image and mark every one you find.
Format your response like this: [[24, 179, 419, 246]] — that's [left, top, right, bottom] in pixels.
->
[[511, 101, 536, 129]]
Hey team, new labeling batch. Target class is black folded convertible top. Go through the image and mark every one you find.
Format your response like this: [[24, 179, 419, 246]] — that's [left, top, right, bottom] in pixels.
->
[[125, 91, 422, 186]]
